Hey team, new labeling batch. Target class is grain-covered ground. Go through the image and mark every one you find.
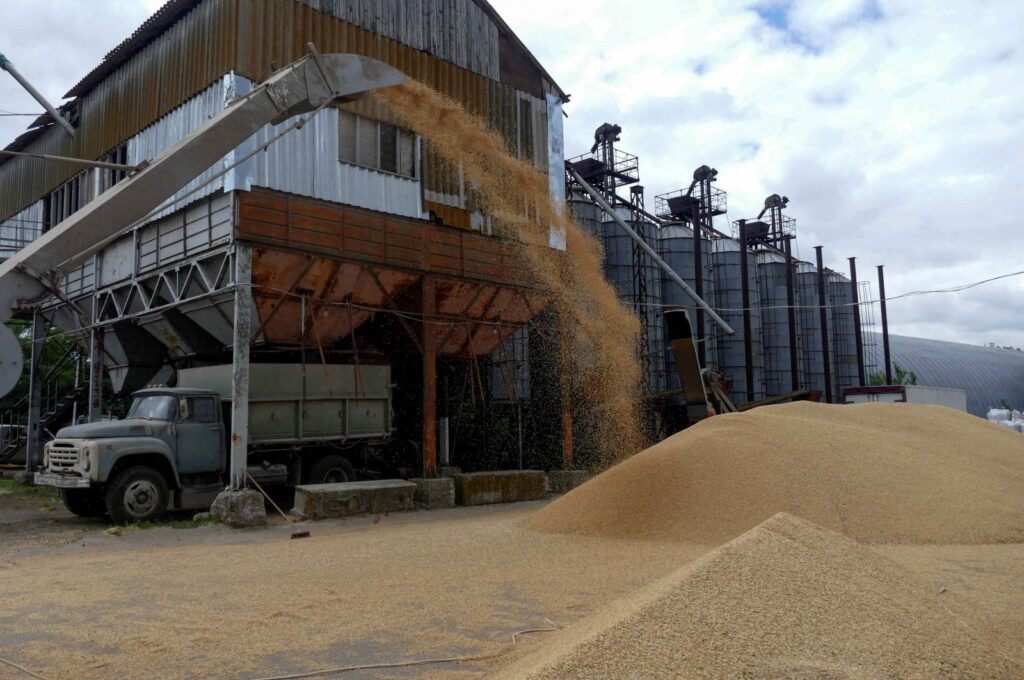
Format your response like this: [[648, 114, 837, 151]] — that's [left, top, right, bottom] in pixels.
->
[[2, 402, 1022, 679]]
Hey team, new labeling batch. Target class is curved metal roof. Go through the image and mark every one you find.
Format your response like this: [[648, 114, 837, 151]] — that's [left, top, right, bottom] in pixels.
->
[[871, 333, 1024, 416]]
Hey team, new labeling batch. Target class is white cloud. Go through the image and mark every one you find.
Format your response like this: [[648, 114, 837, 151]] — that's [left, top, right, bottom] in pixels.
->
[[2, 0, 1022, 347], [493, 0, 1024, 347]]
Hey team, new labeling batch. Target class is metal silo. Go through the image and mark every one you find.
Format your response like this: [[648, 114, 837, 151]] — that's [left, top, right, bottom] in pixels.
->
[[568, 189, 601, 240], [657, 223, 716, 391], [600, 206, 665, 393], [712, 238, 763, 404], [827, 272, 859, 393], [796, 261, 826, 394], [756, 250, 799, 397]]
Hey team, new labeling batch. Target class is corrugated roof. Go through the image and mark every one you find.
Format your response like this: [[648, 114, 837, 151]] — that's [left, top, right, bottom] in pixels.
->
[[870, 333, 1024, 416]]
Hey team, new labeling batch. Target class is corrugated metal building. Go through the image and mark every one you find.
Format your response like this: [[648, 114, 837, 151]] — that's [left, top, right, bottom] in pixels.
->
[[0, 0, 568, 477], [869, 334, 1024, 417]]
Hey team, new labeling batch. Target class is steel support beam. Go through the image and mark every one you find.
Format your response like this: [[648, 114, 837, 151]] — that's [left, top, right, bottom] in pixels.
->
[[691, 202, 706, 365], [422, 276, 437, 478], [815, 247, 833, 403], [877, 265, 893, 385], [739, 222, 755, 403], [87, 292, 104, 423], [784, 237, 799, 392], [24, 312, 45, 473], [229, 245, 253, 490], [848, 257, 866, 385]]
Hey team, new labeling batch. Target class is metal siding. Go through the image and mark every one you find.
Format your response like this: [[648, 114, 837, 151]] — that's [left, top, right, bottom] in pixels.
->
[[0, 0, 237, 221], [1, 0, 544, 237], [0, 201, 44, 257], [246, 106, 425, 219], [757, 251, 799, 397], [126, 75, 234, 220]]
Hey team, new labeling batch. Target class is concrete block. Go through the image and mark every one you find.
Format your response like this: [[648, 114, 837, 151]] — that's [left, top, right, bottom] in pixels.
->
[[410, 477, 455, 509], [211, 489, 267, 528], [547, 469, 592, 494], [453, 470, 547, 506], [13, 471, 34, 486], [438, 466, 462, 478], [293, 479, 416, 520]]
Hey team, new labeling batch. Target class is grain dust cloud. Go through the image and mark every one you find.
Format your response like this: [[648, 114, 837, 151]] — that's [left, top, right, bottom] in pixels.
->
[[375, 80, 646, 463]]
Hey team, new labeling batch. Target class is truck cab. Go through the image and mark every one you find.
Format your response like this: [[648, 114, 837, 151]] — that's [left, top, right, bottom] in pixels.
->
[[36, 388, 226, 523]]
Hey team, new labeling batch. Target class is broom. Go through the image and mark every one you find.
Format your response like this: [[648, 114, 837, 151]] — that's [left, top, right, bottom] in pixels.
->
[[245, 470, 311, 539]]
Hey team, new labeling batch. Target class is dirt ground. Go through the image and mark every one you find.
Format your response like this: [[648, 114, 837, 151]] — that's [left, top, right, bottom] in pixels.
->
[[1, 479, 1022, 680]]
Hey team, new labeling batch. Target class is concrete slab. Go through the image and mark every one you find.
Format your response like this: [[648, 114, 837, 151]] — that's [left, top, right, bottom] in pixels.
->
[[293, 479, 416, 520], [453, 470, 547, 506], [547, 469, 592, 494], [409, 477, 455, 509]]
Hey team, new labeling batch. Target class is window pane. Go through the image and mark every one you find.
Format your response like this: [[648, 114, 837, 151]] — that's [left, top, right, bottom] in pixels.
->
[[339, 111, 357, 164], [379, 123, 398, 174], [194, 398, 216, 423], [399, 132, 416, 178], [358, 118, 378, 168]]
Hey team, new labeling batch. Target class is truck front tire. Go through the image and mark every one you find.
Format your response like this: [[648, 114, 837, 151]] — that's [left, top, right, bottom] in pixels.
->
[[307, 455, 356, 484], [105, 466, 169, 524], [59, 488, 107, 518]]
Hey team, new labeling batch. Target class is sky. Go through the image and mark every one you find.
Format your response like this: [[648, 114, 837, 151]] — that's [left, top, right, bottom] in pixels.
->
[[1, 0, 1022, 347]]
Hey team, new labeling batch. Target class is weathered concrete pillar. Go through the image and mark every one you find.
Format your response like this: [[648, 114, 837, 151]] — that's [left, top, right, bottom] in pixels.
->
[[24, 311, 45, 473], [422, 275, 437, 478], [229, 244, 252, 490]]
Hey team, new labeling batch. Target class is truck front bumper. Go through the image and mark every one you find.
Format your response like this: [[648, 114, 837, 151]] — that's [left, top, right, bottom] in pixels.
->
[[34, 471, 92, 489]]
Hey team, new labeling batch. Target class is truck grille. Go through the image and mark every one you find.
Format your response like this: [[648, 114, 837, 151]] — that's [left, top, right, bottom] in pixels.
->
[[48, 442, 79, 469]]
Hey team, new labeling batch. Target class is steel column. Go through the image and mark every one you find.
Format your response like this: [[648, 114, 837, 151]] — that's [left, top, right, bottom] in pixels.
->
[[87, 292, 104, 422], [229, 245, 252, 490], [815, 247, 833, 403], [738, 222, 754, 403], [848, 257, 866, 385], [784, 237, 799, 392], [24, 312, 45, 473], [877, 265, 893, 385], [422, 276, 437, 478], [692, 202, 705, 365]]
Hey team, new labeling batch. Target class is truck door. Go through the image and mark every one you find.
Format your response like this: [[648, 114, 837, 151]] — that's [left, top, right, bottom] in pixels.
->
[[176, 396, 224, 475]]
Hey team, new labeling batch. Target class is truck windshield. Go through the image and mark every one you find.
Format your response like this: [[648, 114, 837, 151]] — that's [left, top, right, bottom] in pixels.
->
[[127, 395, 177, 421]]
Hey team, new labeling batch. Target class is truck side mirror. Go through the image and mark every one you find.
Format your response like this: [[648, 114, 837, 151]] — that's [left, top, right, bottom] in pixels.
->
[[178, 398, 190, 422]]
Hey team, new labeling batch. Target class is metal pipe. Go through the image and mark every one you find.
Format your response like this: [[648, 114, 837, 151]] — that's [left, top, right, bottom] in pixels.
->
[[738, 221, 754, 403], [568, 166, 735, 335], [877, 265, 893, 384], [0, 53, 76, 137], [848, 257, 866, 385], [815, 246, 833, 403], [784, 237, 799, 392], [0, 148, 139, 172]]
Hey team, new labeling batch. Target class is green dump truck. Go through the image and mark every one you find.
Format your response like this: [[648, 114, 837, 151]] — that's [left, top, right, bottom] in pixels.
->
[[34, 364, 392, 523]]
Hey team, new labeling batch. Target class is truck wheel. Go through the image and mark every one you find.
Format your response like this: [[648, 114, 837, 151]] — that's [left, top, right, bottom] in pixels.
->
[[59, 489, 106, 518], [307, 455, 356, 484], [105, 466, 169, 524]]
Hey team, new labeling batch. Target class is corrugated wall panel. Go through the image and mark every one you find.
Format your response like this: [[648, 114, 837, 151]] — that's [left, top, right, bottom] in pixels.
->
[[1, 0, 552, 233], [0, 201, 44, 257], [0, 0, 238, 221]]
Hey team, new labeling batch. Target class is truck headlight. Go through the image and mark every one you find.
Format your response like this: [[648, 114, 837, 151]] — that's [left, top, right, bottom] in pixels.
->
[[81, 442, 97, 472]]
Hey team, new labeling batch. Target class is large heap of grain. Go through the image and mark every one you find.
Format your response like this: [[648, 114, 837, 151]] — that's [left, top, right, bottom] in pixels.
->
[[529, 402, 1024, 544], [504, 513, 1024, 679]]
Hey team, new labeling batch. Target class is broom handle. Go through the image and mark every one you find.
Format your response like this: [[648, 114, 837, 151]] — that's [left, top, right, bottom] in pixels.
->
[[245, 470, 294, 524]]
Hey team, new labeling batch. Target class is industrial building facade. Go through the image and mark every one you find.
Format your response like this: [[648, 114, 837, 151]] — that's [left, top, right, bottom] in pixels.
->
[[0, 0, 567, 479]]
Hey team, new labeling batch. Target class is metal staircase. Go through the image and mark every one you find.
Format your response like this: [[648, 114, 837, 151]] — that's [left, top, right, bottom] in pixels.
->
[[0, 351, 88, 464]]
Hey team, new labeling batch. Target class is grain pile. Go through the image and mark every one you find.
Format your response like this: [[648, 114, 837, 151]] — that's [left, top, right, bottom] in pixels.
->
[[504, 513, 1024, 679], [530, 402, 1024, 544]]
